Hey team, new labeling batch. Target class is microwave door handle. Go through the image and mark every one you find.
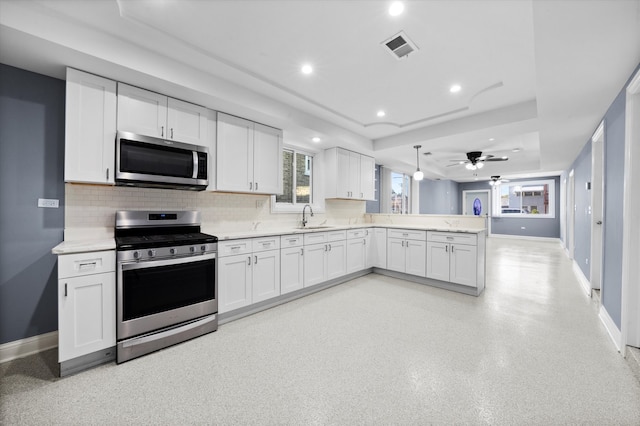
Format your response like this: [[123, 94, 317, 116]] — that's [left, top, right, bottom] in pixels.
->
[[192, 151, 199, 179]]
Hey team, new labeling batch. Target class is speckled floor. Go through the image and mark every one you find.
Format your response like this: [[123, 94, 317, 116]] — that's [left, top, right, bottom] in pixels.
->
[[2, 238, 640, 424]]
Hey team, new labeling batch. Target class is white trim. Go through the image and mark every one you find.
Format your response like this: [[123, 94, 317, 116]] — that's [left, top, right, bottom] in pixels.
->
[[0, 331, 58, 364], [589, 121, 605, 291], [621, 68, 640, 349], [489, 234, 562, 243], [572, 259, 591, 297], [599, 305, 622, 352], [462, 189, 491, 235]]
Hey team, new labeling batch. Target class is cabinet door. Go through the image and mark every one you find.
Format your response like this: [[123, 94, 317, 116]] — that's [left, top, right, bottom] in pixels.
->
[[336, 149, 352, 198], [450, 244, 478, 287], [348, 151, 361, 198], [364, 230, 372, 268], [65, 68, 116, 184], [387, 238, 406, 273], [166, 97, 208, 145], [304, 243, 326, 287], [327, 240, 347, 280], [252, 250, 281, 303], [216, 113, 254, 192], [426, 242, 450, 281], [281, 246, 304, 295], [253, 123, 283, 194], [359, 155, 375, 200], [405, 240, 427, 277], [218, 254, 252, 313], [117, 83, 167, 138], [58, 272, 115, 362], [371, 228, 387, 268], [346, 238, 366, 274]]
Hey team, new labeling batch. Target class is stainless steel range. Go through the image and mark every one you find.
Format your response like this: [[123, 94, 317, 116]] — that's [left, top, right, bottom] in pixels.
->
[[115, 210, 218, 363]]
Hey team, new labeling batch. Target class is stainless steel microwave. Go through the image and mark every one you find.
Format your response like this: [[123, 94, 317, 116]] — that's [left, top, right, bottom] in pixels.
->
[[116, 131, 209, 191]]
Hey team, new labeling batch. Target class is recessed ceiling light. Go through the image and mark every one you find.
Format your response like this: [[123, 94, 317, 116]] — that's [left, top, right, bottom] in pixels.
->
[[512, 148, 522, 152], [377, 110, 386, 118], [312, 137, 321, 143], [489, 138, 495, 141], [301, 64, 313, 75], [388, 1, 404, 16], [450, 84, 461, 93]]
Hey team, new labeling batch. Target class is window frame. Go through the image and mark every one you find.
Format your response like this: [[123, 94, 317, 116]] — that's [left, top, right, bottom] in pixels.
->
[[271, 147, 324, 213], [493, 178, 556, 218], [390, 171, 411, 214]]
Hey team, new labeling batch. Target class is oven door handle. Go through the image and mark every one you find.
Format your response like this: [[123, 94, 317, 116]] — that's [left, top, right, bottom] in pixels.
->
[[120, 252, 216, 271], [122, 315, 217, 348]]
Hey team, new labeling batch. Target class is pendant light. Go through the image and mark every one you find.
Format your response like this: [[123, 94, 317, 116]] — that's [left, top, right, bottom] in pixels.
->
[[413, 145, 424, 181]]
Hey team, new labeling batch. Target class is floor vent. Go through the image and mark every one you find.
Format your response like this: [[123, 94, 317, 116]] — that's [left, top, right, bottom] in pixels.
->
[[382, 31, 419, 60]]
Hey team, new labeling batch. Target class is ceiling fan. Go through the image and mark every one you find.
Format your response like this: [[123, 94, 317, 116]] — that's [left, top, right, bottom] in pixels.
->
[[448, 151, 509, 170], [489, 175, 510, 186]]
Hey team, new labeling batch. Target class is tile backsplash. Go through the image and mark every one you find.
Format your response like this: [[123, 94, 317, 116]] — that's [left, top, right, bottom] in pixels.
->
[[65, 184, 366, 239]]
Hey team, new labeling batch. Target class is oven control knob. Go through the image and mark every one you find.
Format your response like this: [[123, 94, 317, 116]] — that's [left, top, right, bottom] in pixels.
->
[[148, 249, 156, 257], [133, 251, 140, 259], [170, 248, 177, 255], [201, 245, 207, 252], [190, 246, 196, 253]]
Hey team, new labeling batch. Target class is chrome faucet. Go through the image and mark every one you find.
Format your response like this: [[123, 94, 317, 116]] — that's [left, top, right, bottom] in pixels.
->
[[302, 204, 314, 227]]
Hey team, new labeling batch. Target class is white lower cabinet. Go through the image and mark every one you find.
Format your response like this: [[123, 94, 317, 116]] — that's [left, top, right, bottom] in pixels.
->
[[387, 229, 427, 277], [218, 237, 281, 313], [57, 250, 116, 363], [371, 228, 387, 268], [346, 228, 369, 274], [426, 232, 478, 287], [303, 231, 347, 287], [281, 234, 304, 295]]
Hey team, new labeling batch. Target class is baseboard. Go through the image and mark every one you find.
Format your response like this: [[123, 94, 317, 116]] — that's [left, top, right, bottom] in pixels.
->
[[0, 331, 58, 364], [572, 260, 592, 297], [490, 234, 562, 243], [599, 305, 622, 351]]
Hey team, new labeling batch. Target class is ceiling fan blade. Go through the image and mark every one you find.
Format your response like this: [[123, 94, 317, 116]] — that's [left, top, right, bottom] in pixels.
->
[[478, 154, 493, 161], [484, 157, 508, 162]]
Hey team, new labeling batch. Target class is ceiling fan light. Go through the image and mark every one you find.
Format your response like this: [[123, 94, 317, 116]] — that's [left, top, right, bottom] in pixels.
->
[[465, 163, 474, 170], [489, 181, 495, 186], [476, 162, 484, 169], [413, 170, 424, 181]]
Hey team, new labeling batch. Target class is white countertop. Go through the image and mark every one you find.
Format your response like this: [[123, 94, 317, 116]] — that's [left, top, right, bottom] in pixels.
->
[[52, 225, 485, 254]]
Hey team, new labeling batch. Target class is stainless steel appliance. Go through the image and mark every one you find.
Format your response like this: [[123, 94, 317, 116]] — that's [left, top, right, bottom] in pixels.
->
[[116, 131, 209, 190], [115, 210, 218, 363]]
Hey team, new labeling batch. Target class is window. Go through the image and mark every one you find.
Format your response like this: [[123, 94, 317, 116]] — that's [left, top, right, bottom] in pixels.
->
[[275, 148, 313, 206], [391, 172, 411, 214], [495, 178, 555, 218]]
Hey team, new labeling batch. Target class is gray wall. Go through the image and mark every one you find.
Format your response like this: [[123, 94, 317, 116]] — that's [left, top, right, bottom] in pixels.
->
[[460, 176, 561, 239], [419, 179, 460, 214], [571, 141, 593, 279], [0, 64, 65, 344]]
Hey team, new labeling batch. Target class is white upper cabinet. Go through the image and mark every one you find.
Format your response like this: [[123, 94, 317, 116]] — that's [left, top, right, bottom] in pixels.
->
[[216, 112, 283, 195], [117, 83, 208, 146], [325, 147, 375, 200], [65, 68, 117, 184]]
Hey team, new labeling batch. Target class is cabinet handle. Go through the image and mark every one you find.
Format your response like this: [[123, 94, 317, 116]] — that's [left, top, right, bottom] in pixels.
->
[[161, 126, 164, 137], [325, 244, 328, 252], [451, 245, 454, 253], [248, 256, 252, 266], [363, 238, 366, 245], [329, 244, 332, 251], [361, 192, 363, 198], [401, 241, 404, 247], [171, 128, 174, 139], [255, 255, 258, 264], [249, 182, 253, 190], [365, 230, 369, 236], [64, 283, 67, 297], [255, 182, 258, 191], [106, 168, 109, 181], [446, 245, 448, 252], [301, 248, 304, 256]]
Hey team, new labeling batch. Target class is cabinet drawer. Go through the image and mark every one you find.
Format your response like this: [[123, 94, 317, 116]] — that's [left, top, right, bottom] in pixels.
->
[[58, 250, 116, 279], [281, 234, 303, 248], [427, 232, 477, 246], [218, 239, 252, 257], [252, 236, 280, 252], [304, 231, 328, 245], [327, 230, 347, 242], [347, 228, 370, 239], [387, 229, 426, 241]]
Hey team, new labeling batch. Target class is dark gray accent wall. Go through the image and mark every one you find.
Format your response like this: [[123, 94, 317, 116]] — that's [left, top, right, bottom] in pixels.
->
[[571, 141, 593, 279], [419, 179, 461, 214], [459, 176, 561, 238], [0, 64, 65, 344]]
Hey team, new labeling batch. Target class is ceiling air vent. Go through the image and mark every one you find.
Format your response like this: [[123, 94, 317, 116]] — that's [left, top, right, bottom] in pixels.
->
[[382, 31, 419, 60]]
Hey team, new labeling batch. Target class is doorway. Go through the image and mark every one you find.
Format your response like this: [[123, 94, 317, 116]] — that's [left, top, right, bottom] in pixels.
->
[[462, 190, 491, 235], [590, 122, 604, 292]]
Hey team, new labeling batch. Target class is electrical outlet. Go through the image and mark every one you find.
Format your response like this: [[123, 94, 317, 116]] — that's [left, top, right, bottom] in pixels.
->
[[38, 198, 59, 208]]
